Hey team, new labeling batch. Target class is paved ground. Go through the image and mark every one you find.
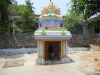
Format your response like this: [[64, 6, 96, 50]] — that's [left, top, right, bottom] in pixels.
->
[[0, 51, 100, 75]]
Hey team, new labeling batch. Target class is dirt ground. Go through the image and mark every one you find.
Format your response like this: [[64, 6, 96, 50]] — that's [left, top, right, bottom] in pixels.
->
[[0, 51, 100, 75], [81, 51, 100, 72]]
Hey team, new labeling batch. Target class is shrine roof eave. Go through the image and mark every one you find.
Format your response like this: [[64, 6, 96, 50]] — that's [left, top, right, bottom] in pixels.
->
[[39, 14, 63, 20], [39, 18, 63, 21], [34, 35, 72, 39]]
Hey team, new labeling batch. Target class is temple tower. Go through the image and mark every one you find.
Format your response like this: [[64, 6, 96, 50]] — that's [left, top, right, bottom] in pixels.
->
[[34, 1, 72, 64]]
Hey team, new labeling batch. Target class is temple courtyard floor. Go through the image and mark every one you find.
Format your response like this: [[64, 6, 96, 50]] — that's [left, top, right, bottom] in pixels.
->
[[0, 51, 100, 75]]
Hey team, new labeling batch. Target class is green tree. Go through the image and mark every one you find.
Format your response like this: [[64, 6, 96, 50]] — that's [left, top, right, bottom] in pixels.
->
[[9, 4, 18, 16], [14, 0, 36, 33], [69, 0, 100, 32], [0, 0, 12, 34], [70, 0, 100, 20], [64, 13, 83, 30]]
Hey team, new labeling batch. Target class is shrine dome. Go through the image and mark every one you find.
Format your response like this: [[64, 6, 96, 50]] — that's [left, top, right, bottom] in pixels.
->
[[41, 2, 61, 15]]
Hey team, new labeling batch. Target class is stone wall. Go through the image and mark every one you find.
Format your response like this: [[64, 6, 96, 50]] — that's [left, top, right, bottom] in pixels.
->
[[0, 33, 37, 49], [0, 33, 100, 49], [68, 34, 100, 48]]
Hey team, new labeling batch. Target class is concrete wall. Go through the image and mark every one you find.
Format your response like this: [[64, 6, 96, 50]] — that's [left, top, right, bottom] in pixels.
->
[[0, 48, 37, 54], [68, 47, 89, 52], [82, 24, 89, 35], [0, 47, 90, 54]]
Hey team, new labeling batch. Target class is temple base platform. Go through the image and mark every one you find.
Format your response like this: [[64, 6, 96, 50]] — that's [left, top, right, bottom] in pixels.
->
[[36, 56, 70, 65], [36, 56, 45, 65]]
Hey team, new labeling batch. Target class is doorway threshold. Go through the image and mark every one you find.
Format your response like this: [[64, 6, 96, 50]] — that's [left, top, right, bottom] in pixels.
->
[[45, 60, 62, 65]]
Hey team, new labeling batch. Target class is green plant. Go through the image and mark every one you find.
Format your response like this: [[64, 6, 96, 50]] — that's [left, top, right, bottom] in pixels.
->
[[41, 30, 46, 35], [45, 27, 48, 29], [54, 14, 56, 16], [48, 14, 52, 16], [61, 31, 66, 35]]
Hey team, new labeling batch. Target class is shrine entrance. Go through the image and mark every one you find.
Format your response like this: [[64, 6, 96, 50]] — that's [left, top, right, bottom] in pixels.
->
[[45, 41, 61, 60]]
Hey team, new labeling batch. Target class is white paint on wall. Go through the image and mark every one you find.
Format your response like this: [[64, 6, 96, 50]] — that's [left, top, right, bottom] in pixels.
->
[[0, 48, 37, 54], [65, 42, 68, 56], [68, 47, 89, 52], [37, 41, 40, 56], [0, 47, 89, 54], [39, 43, 42, 56]]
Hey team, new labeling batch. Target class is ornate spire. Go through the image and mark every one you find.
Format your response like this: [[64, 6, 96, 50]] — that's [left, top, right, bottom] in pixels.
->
[[41, 1, 61, 15]]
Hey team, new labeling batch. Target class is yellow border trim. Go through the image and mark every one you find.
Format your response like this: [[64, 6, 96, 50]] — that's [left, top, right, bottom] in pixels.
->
[[61, 41, 65, 58], [42, 42, 45, 58]]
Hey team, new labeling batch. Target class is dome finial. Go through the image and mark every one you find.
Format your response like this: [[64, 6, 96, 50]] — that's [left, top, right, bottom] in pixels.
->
[[41, 0, 61, 15]]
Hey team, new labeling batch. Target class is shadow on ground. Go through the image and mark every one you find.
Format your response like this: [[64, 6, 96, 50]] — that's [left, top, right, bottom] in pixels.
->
[[92, 73, 100, 75], [44, 58, 75, 65], [70, 58, 75, 63], [87, 73, 100, 75]]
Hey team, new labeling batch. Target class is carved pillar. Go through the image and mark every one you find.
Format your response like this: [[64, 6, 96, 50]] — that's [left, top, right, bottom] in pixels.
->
[[37, 41, 43, 57], [65, 42, 68, 56], [42, 42, 45, 58], [61, 41, 67, 58], [37, 41, 40, 57], [61, 41, 64, 58]]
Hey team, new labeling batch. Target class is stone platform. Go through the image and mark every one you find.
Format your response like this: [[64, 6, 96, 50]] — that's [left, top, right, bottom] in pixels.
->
[[36, 56, 70, 65]]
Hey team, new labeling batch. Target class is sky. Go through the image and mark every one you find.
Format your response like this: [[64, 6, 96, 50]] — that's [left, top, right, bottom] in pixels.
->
[[16, 0, 70, 15]]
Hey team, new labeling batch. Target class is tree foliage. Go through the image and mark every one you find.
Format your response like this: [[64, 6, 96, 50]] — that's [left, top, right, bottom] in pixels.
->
[[67, 0, 100, 32], [14, 0, 36, 33], [0, 0, 36, 34], [0, 0, 12, 34], [70, 0, 100, 20], [9, 3, 19, 16], [88, 19, 100, 29], [64, 12, 84, 31], [8, 0, 36, 33]]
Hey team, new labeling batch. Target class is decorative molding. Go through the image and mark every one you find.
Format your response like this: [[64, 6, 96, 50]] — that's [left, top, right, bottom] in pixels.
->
[[36, 39, 69, 41]]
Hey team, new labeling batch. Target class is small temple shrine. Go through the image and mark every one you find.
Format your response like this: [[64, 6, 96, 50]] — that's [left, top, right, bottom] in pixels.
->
[[34, 1, 72, 64]]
